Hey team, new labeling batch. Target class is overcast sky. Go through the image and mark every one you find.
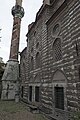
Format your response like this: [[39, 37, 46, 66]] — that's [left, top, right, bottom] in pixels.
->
[[0, 0, 43, 63]]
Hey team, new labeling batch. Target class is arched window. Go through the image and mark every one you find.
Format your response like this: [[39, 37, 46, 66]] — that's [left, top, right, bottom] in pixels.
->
[[51, 23, 61, 38], [52, 38, 62, 62], [36, 42, 39, 49], [31, 56, 34, 70], [34, 74, 40, 83], [52, 24, 60, 36], [36, 52, 40, 69]]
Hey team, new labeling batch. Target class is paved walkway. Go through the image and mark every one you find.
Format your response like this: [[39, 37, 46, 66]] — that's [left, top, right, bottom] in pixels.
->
[[0, 101, 48, 120]]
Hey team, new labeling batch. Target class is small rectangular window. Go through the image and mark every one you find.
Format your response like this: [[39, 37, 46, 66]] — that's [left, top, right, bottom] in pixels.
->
[[35, 86, 39, 102], [54, 87, 64, 110], [29, 86, 32, 101]]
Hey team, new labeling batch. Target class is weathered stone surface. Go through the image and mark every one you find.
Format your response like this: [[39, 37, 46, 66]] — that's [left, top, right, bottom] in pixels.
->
[[1, 60, 19, 100], [1, 0, 24, 101], [2, 60, 19, 81], [20, 0, 80, 120]]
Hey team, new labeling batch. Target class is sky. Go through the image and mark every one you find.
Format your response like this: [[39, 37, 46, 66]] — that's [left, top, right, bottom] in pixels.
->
[[0, 0, 43, 63]]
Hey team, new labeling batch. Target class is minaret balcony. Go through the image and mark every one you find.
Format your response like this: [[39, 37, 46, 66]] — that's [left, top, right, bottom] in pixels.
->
[[12, 5, 24, 18]]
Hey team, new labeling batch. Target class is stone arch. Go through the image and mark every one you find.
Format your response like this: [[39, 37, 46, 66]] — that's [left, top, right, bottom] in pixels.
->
[[51, 23, 61, 38], [52, 69, 67, 83], [34, 74, 40, 83], [52, 38, 62, 62], [52, 69, 67, 111], [29, 75, 34, 83], [28, 74, 40, 103]]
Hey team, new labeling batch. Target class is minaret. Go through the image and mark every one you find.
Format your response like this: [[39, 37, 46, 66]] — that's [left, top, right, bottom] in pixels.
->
[[10, 0, 24, 60], [1, 0, 24, 101]]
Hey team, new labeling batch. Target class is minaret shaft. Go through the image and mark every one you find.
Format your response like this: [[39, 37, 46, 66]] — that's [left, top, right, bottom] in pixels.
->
[[1, 0, 24, 101], [9, 17, 21, 60], [9, 0, 24, 60], [16, 0, 22, 6]]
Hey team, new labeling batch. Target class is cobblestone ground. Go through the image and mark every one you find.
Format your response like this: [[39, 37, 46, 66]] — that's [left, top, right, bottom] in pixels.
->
[[0, 101, 48, 120]]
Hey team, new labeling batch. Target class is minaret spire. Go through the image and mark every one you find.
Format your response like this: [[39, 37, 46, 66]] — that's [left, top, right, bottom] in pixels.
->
[[1, 0, 24, 101], [16, 0, 22, 6]]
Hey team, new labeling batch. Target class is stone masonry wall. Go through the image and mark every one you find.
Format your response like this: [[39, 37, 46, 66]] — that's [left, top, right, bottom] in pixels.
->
[[20, 0, 80, 119]]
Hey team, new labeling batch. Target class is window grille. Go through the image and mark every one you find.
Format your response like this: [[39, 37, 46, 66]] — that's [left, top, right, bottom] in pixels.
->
[[52, 38, 62, 62], [54, 87, 64, 110]]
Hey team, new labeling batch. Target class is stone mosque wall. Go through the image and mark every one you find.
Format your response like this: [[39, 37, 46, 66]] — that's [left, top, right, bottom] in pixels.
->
[[20, 0, 80, 119]]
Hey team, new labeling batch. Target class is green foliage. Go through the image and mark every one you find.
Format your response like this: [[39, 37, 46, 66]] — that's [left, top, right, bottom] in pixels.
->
[[34, 114, 48, 120], [71, 112, 80, 120], [0, 101, 27, 113], [0, 101, 48, 120]]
